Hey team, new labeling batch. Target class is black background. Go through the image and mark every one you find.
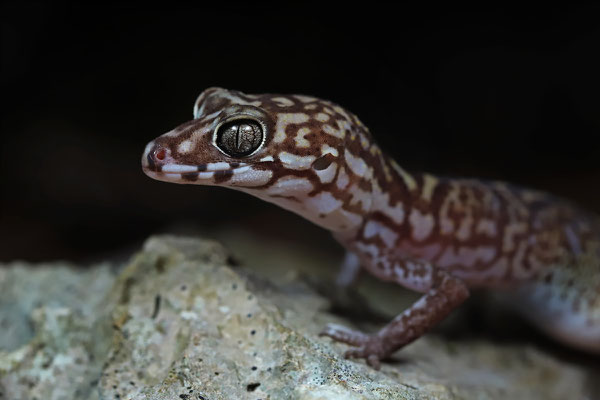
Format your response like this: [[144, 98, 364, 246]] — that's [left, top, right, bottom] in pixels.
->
[[1, 3, 599, 263]]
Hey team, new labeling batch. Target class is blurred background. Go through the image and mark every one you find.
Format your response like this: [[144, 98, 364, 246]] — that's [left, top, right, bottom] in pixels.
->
[[1, 3, 599, 264]]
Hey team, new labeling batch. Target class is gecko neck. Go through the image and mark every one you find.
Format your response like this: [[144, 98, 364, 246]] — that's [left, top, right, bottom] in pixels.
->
[[242, 149, 426, 242]]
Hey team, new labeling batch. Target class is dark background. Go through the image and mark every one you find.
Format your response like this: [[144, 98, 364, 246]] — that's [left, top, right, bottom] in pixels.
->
[[1, 3, 599, 263]]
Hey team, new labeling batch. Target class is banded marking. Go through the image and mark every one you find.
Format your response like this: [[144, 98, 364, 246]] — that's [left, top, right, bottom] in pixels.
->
[[266, 176, 313, 196], [306, 192, 343, 214], [272, 97, 295, 107], [345, 149, 369, 178], [409, 209, 435, 241], [279, 152, 316, 170], [178, 140, 193, 154], [294, 127, 312, 148], [274, 113, 310, 143], [364, 220, 399, 248]]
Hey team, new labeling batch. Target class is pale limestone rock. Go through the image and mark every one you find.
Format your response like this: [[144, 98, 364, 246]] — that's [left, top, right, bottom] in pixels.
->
[[0, 235, 596, 399]]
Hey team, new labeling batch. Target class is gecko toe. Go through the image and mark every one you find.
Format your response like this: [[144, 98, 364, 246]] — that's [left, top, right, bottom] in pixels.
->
[[367, 354, 382, 370], [343, 347, 383, 370], [319, 323, 370, 346]]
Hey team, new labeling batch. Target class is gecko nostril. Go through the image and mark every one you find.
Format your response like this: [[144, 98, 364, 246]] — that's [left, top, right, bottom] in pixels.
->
[[146, 145, 168, 172], [154, 148, 166, 161]]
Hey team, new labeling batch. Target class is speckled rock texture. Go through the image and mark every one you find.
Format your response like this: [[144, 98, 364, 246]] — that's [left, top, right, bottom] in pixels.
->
[[0, 235, 597, 399]]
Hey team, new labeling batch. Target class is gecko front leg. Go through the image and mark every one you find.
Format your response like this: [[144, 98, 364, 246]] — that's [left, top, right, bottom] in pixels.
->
[[320, 256, 469, 369]]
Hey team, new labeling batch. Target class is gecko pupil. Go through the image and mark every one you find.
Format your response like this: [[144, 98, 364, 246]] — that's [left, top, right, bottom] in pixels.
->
[[216, 119, 263, 157]]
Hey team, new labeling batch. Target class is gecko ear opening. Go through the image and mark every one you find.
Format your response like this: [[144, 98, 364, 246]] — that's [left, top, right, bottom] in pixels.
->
[[312, 154, 335, 170]]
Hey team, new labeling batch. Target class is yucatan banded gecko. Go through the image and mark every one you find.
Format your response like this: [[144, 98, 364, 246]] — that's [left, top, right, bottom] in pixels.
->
[[142, 87, 600, 369]]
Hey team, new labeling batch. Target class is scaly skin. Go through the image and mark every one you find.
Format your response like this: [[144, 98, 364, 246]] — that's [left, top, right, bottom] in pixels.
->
[[142, 88, 600, 369]]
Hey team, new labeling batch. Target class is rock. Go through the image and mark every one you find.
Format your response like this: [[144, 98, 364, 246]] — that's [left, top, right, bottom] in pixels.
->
[[0, 235, 596, 399]]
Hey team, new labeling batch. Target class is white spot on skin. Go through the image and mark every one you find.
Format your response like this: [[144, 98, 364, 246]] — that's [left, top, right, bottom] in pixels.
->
[[315, 113, 330, 122], [322, 124, 345, 139], [207, 162, 234, 171], [229, 168, 273, 187], [363, 220, 398, 248], [358, 132, 370, 150], [177, 140, 193, 154], [294, 95, 318, 103], [391, 259, 436, 291], [384, 202, 405, 225], [274, 113, 310, 143], [198, 171, 214, 179], [279, 152, 316, 170], [409, 209, 435, 241], [259, 155, 274, 162], [336, 167, 350, 190], [304, 104, 318, 110], [161, 164, 199, 173], [321, 144, 339, 157], [233, 166, 251, 174], [306, 192, 343, 214], [265, 177, 313, 196], [294, 127, 311, 148], [421, 174, 438, 202], [333, 106, 352, 121], [390, 160, 417, 191], [315, 162, 338, 184], [344, 149, 369, 178], [272, 97, 295, 107]]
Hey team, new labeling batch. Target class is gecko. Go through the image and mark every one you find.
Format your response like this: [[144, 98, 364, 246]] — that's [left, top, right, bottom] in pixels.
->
[[142, 87, 600, 369]]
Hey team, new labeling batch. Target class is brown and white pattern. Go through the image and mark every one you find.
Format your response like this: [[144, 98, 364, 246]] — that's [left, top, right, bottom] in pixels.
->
[[142, 87, 600, 368]]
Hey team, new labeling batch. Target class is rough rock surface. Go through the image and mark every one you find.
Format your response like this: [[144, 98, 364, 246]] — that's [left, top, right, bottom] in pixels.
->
[[0, 235, 597, 399]]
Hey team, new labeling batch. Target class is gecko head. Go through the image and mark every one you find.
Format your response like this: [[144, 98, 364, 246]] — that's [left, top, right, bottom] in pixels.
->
[[142, 87, 352, 191]]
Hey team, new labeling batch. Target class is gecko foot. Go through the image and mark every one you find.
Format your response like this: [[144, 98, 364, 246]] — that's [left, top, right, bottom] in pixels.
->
[[319, 323, 389, 369]]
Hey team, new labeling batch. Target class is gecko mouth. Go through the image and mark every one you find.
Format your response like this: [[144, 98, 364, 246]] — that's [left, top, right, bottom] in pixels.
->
[[143, 162, 252, 183]]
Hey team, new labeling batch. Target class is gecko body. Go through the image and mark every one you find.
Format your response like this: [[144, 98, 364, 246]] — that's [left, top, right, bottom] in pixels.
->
[[142, 88, 600, 368]]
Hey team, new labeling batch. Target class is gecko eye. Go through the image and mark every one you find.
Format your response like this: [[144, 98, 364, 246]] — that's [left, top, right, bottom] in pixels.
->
[[215, 119, 264, 157]]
